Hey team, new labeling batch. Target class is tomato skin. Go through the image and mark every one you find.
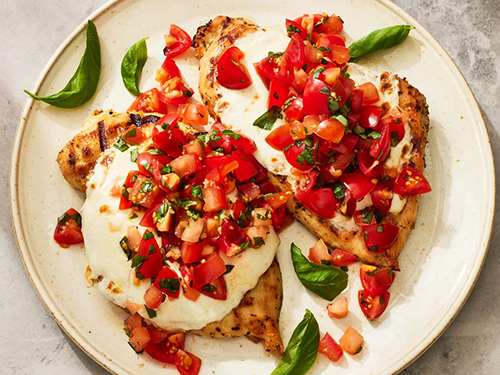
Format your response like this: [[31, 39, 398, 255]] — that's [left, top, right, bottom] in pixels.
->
[[266, 123, 294, 151], [192, 252, 227, 288], [370, 122, 391, 161], [144, 284, 164, 309], [122, 125, 146, 144], [217, 46, 252, 89], [303, 78, 331, 116], [284, 143, 312, 172], [319, 332, 344, 362], [358, 290, 390, 320], [294, 169, 318, 200], [356, 82, 380, 105], [219, 218, 251, 257], [319, 152, 356, 182], [286, 18, 307, 39], [153, 266, 181, 298], [327, 297, 349, 319], [330, 249, 358, 267], [371, 181, 395, 214], [136, 232, 163, 279], [156, 57, 181, 85], [308, 239, 330, 265], [164, 24, 191, 58], [54, 208, 84, 247], [340, 173, 377, 200], [394, 166, 432, 195], [232, 150, 258, 181], [128, 175, 164, 209], [129, 327, 151, 353], [152, 127, 186, 158], [321, 14, 344, 34], [179, 103, 209, 126], [254, 52, 294, 84], [359, 105, 382, 129], [268, 79, 291, 109], [314, 118, 345, 143], [339, 327, 364, 355], [203, 185, 228, 213], [181, 241, 205, 264], [144, 332, 185, 364], [285, 33, 305, 67], [175, 349, 202, 375], [360, 265, 396, 295], [171, 153, 202, 178], [284, 97, 304, 122], [129, 88, 167, 114], [362, 223, 400, 253], [299, 188, 336, 219], [357, 148, 384, 178]]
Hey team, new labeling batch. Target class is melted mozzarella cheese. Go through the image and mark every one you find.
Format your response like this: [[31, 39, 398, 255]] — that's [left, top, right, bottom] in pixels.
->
[[81, 147, 279, 331]]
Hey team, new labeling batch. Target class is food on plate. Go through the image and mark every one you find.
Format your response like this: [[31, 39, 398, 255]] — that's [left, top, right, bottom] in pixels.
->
[[193, 15, 430, 270]]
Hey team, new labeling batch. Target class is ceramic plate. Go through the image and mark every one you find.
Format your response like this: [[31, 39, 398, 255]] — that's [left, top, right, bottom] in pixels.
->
[[10, 0, 495, 374]]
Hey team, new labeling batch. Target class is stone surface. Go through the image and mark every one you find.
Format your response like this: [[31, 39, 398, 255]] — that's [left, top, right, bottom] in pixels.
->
[[1, 0, 499, 374]]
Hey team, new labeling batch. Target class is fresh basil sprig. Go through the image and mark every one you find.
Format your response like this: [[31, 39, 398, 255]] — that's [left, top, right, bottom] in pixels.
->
[[25, 20, 101, 108], [291, 243, 348, 300], [121, 38, 148, 96], [253, 105, 283, 130], [348, 25, 415, 62], [271, 309, 319, 375]]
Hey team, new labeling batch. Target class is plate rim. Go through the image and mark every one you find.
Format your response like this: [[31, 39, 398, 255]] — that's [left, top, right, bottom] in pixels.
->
[[9, 0, 496, 374]]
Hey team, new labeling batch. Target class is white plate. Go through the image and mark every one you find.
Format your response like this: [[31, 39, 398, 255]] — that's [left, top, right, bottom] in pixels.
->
[[10, 0, 495, 374]]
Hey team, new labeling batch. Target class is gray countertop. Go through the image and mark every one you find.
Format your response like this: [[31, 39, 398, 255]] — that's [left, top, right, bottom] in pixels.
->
[[2, 0, 499, 374]]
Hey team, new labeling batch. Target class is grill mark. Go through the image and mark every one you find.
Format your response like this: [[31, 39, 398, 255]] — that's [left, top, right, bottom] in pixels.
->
[[97, 121, 107, 151]]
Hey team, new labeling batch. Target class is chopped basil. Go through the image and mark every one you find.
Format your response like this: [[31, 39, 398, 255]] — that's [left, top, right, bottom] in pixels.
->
[[120, 236, 133, 260], [328, 96, 340, 114], [121, 38, 148, 96], [287, 24, 301, 35], [395, 117, 402, 124], [130, 147, 138, 162], [283, 96, 298, 111], [186, 209, 200, 221], [191, 185, 203, 198], [341, 65, 350, 79], [354, 125, 368, 139], [143, 231, 154, 240], [253, 106, 283, 131], [256, 209, 272, 221], [365, 269, 377, 277], [123, 328, 131, 337], [172, 198, 198, 209], [129, 213, 138, 219], [362, 210, 374, 224], [313, 67, 325, 79], [218, 210, 226, 225], [148, 148, 166, 155], [319, 86, 331, 95], [317, 46, 331, 53], [223, 265, 235, 275], [140, 179, 153, 193], [148, 244, 157, 255], [268, 51, 284, 57], [124, 127, 137, 139], [368, 131, 382, 139], [376, 224, 384, 233], [131, 254, 149, 268], [201, 284, 217, 293], [160, 165, 172, 175], [159, 278, 180, 294], [222, 129, 242, 140], [144, 305, 157, 318], [270, 309, 319, 375], [113, 136, 129, 152], [333, 183, 345, 199], [332, 114, 348, 127], [291, 243, 348, 300], [321, 260, 332, 266], [184, 90, 193, 97], [254, 236, 266, 247]]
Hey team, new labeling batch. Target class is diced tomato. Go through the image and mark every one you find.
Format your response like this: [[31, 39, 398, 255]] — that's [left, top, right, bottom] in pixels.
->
[[164, 24, 191, 58], [394, 166, 432, 195], [303, 78, 331, 116], [371, 181, 395, 214], [183, 285, 201, 301], [254, 52, 294, 84], [268, 79, 291, 109], [358, 290, 390, 320], [181, 241, 205, 264], [319, 332, 344, 362], [232, 151, 258, 181], [304, 40, 323, 65], [330, 45, 350, 65], [353, 208, 378, 227], [154, 266, 181, 298], [156, 57, 181, 85], [144, 284, 164, 309], [135, 231, 163, 279], [340, 173, 377, 200], [54, 208, 83, 247], [356, 82, 380, 105], [370, 122, 391, 161], [171, 153, 201, 178], [338, 189, 357, 217], [320, 66, 342, 86], [159, 76, 193, 106], [286, 19, 307, 39], [292, 69, 308, 94], [152, 127, 186, 158], [128, 175, 164, 208], [294, 169, 318, 200], [219, 218, 251, 257], [144, 332, 185, 364], [232, 199, 250, 226], [122, 125, 145, 144], [245, 225, 269, 245], [285, 33, 305, 67], [314, 118, 345, 143], [308, 239, 330, 265], [192, 252, 227, 288], [362, 223, 400, 253], [339, 327, 364, 355], [183, 141, 204, 158], [203, 184, 228, 213], [360, 265, 396, 295], [284, 97, 304, 122], [239, 183, 261, 202], [299, 188, 336, 219], [181, 218, 206, 243], [179, 103, 209, 126], [147, 328, 170, 345], [359, 105, 382, 129], [322, 133, 358, 154], [357, 148, 383, 178], [320, 152, 355, 182], [217, 46, 252, 89], [129, 88, 167, 114], [129, 327, 151, 353], [328, 297, 348, 319], [198, 275, 227, 300], [136, 152, 170, 180], [124, 312, 143, 331], [320, 14, 344, 34], [262, 191, 292, 210], [175, 349, 202, 375], [126, 226, 142, 250], [284, 143, 310, 171], [330, 249, 358, 267]]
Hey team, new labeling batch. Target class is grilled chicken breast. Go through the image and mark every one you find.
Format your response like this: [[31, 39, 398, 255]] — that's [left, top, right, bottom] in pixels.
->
[[57, 110, 284, 355], [193, 16, 430, 270]]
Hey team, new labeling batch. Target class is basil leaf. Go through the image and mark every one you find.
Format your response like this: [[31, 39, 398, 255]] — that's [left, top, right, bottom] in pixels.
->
[[253, 106, 283, 131], [271, 309, 319, 375], [24, 21, 101, 108], [291, 243, 348, 300], [348, 25, 415, 62], [121, 38, 148, 96]]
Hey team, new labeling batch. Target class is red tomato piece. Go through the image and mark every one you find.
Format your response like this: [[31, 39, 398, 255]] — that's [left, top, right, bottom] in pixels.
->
[[340, 173, 377, 200], [292, 69, 308, 94], [359, 105, 382, 129], [164, 24, 191, 58], [265, 123, 294, 151], [371, 180, 395, 214], [192, 252, 227, 288], [128, 175, 164, 208], [339, 327, 364, 355], [254, 52, 294, 84], [197, 275, 227, 300], [135, 232, 163, 279], [353, 208, 378, 227], [144, 332, 185, 364], [308, 239, 330, 265], [122, 125, 145, 145], [175, 349, 202, 375], [181, 241, 205, 264], [152, 127, 186, 158], [330, 249, 358, 267], [303, 78, 331, 116], [54, 208, 84, 247], [217, 46, 252, 89], [356, 82, 380, 105], [362, 223, 400, 253], [219, 218, 251, 257], [360, 264, 396, 295], [262, 191, 293, 210], [323, 133, 358, 154], [129, 88, 167, 114], [394, 166, 432, 195], [327, 297, 349, 319], [284, 143, 312, 172], [319, 152, 356, 182], [232, 151, 258, 181], [358, 290, 390, 320], [146, 328, 170, 345], [314, 118, 345, 143], [154, 266, 181, 298], [203, 185, 228, 213], [299, 188, 336, 219], [320, 14, 344, 34], [286, 18, 307, 39], [129, 327, 151, 353], [156, 57, 181, 85], [369, 122, 391, 161], [330, 45, 350, 65], [319, 332, 344, 362], [143, 284, 164, 309], [284, 97, 304, 122], [357, 148, 384, 178], [239, 183, 261, 202], [171, 153, 201, 178], [285, 33, 305, 67], [158, 76, 193, 106], [338, 188, 357, 217], [179, 103, 209, 125], [268, 79, 291, 109], [294, 169, 318, 200]]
